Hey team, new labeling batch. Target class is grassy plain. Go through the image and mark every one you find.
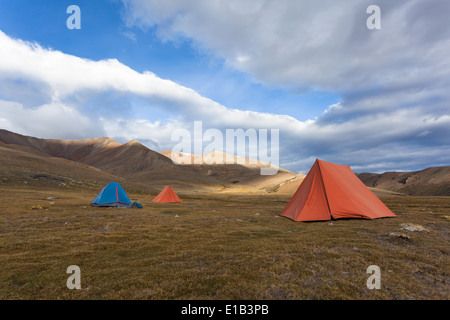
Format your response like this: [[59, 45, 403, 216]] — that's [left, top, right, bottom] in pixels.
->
[[0, 184, 448, 299]]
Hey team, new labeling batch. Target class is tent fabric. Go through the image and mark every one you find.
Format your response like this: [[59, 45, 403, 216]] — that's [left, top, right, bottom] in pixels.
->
[[280, 159, 396, 221], [133, 201, 143, 208], [91, 182, 133, 208], [152, 186, 182, 203]]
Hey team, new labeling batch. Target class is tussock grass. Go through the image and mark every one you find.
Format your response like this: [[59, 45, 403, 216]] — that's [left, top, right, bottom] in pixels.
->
[[0, 185, 448, 299]]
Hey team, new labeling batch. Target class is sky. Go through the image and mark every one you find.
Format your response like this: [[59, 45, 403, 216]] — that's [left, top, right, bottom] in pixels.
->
[[0, 0, 449, 174]]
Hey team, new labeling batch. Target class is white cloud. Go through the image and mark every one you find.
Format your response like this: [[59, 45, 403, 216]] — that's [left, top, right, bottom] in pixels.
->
[[0, 30, 295, 124], [118, 0, 450, 172], [0, 30, 304, 150], [121, 0, 450, 90], [2, 0, 450, 177], [0, 99, 102, 139]]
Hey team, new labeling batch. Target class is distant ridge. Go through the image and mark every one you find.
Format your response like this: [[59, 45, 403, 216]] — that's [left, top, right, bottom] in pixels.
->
[[160, 150, 305, 193], [0, 129, 217, 190], [357, 166, 450, 196], [2, 129, 448, 196], [0, 129, 121, 161], [0, 135, 137, 191], [0, 129, 301, 193]]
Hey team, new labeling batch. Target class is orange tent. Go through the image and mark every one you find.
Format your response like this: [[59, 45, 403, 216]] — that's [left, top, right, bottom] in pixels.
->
[[280, 159, 396, 221], [152, 186, 182, 203]]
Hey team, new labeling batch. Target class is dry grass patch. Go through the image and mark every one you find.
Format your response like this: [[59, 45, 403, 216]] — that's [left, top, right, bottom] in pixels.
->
[[0, 185, 449, 299]]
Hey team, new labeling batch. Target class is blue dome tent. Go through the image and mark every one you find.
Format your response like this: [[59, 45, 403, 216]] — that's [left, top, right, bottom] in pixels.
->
[[91, 182, 133, 208]]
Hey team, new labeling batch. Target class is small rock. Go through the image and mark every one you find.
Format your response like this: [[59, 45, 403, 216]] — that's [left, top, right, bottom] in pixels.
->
[[400, 223, 428, 232], [389, 232, 411, 240]]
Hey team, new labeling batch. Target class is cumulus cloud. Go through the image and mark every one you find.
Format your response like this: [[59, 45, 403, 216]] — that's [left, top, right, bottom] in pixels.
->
[[0, 29, 296, 129], [0, 29, 301, 150], [119, 0, 450, 171], [121, 0, 450, 90], [0, 99, 103, 140]]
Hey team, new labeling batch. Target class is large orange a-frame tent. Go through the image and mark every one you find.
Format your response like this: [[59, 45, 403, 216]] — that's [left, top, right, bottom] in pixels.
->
[[280, 159, 396, 221], [152, 186, 182, 203]]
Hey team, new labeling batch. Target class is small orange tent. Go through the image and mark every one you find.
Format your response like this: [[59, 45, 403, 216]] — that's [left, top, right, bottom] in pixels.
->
[[280, 159, 396, 221], [152, 186, 182, 203]]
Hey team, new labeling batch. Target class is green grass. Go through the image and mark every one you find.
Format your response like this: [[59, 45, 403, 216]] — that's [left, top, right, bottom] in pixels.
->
[[0, 185, 449, 299]]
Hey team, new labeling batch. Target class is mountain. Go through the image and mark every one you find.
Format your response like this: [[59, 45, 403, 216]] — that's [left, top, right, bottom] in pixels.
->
[[0, 138, 142, 191], [160, 150, 305, 193], [3, 129, 447, 196], [0, 129, 299, 193], [357, 166, 450, 196], [0, 129, 222, 192], [0, 129, 121, 161]]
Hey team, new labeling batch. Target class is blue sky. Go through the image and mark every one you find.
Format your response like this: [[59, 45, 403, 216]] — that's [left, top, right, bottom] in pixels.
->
[[0, 0, 449, 173], [0, 0, 338, 121]]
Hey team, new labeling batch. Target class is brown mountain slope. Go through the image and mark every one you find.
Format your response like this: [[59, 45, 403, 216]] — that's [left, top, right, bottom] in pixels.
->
[[357, 166, 450, 196], [0, 129, 121, 162], [81, 140, 181, 176], [1, 130, 298, 193], [160, 150, 305, 193], [0, 130, 194, 173], [81, 140, 225, 190], [4, 130, 447, 196], [0, 130, 226, 192], [0, 140, 149, 192]]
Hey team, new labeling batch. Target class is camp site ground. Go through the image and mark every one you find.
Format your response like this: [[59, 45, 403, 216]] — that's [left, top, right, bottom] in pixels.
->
[[0, 184, 448, 300]]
